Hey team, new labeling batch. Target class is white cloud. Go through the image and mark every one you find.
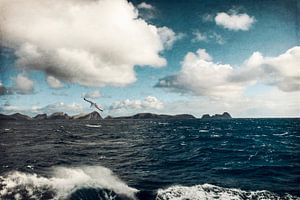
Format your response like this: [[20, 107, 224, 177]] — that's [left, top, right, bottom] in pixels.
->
[[156, 46, 300, 98], [177, 49, 244, 98], [195, 49, 212, 61], [110, 96, 163, 111], [1, 102, 84, 116], [215, 12, 255, 31], [47, 76, 63, 89], [157, 88, 300, 118], [192, 31, 207, 42], [14, 74, 34, 94], [142, 96, 164, 109], [192, 31, 224, 44], [158, 27, 184, 49], [0, 0, 168, 87], [83, 90, 101, 99], [137, 2, 154, 10], [136, 2, 156, 20], [231, 46, 300, 92], [39, 102, 84, 114], [156, 49, 245, 98]]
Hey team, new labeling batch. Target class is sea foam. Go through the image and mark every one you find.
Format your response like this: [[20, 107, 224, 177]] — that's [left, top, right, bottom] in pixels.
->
[[0, 166, 137, 200], [156, 183, 300, 200]]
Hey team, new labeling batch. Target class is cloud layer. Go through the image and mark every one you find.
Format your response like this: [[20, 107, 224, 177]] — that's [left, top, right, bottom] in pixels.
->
[[215, 12, 255, 31], [109, 96, 163, 110], [0, 0, 175, 87], [156, 46, 300, 98]]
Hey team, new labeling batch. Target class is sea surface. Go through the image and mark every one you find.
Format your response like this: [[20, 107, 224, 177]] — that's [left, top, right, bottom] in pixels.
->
[[0, 118, 299, 200]]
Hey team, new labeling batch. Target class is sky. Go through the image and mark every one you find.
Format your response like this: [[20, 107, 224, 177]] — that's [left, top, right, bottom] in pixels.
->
[[0, 0, 299, 118]]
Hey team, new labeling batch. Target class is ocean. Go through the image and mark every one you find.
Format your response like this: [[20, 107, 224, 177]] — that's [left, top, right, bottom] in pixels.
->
[[0, 118, 299, 200]]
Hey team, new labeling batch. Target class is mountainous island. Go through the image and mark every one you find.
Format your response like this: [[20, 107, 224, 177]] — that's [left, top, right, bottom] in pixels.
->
[[0, 111, 232, 121], [201, 112, 232, 119], [0, 111, 102, 121]]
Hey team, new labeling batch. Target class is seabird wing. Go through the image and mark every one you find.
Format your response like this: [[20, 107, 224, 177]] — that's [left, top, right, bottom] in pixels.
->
[[84, 97, 93, 104], [84, 98, 103, 111], [95, 104, 103, 112]]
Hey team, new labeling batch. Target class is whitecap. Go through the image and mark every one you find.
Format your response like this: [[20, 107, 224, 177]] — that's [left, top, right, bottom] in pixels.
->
[[273, 132, 289, 136], [158, 122, 169, 125], [26, 165, 34, 170], [85, 124, 102, 128], [199, 130, 209, 133]]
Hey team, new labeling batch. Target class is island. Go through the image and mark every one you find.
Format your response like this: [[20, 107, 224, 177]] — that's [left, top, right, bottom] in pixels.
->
[[0, 112, 195, 121], [112, 113, 196, 120], [0, 111, 233, 121], [201, 112, 232, 119]]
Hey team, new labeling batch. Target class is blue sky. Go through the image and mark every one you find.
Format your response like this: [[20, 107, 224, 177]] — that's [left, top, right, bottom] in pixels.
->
[[0, 0, 299, 117]]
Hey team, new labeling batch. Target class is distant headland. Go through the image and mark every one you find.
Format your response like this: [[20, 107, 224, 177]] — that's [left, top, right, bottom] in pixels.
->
[[0, 112, 232, 121]]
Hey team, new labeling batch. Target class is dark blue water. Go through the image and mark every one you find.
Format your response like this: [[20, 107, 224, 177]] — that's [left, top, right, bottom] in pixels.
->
[[0, 118, 299, 199]]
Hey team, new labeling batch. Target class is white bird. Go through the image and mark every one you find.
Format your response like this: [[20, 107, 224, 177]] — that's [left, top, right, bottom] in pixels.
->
[[84, 98, 103, 112]]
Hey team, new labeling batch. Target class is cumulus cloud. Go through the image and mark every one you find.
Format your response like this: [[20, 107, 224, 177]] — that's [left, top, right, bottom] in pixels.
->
[[137, 2, 154, 10], [136, 2, 156, 20], [0, 76, 34, 95], [156, 49, 244, 98], [0, 0, 169, 87], [156, 46, 300, 98], [13, 74, 34, 94], [83, 90, 102, 99], [215, 12, 255, 31], [47, 76, 63, 89], [158, 27, 184, 49], [231, 46, 300, 91], [109, 96, 163, 110]]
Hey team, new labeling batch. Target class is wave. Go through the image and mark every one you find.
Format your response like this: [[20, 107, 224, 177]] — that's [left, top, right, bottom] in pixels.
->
[[85, 124, 102, 128], [156, 184, 300, 200], [1, 167, 299, 200], [0, 166, 137, 200], [273, 132, 289, 136]]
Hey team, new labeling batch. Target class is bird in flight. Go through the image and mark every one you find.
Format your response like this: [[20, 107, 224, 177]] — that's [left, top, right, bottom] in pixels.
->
[[83, 98, 103, 112]]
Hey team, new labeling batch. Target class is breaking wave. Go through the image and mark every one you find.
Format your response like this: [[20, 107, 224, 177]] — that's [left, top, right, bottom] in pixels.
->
[[0, 166, 137, 200], [1, 169, 299, 200], [156, 184, 300, 200]]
